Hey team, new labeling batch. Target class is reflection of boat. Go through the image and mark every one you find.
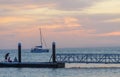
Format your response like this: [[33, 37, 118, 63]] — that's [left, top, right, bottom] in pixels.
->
[[31, 28, 49, 53]]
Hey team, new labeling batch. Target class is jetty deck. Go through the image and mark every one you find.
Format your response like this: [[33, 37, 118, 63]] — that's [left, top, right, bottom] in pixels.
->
[[0, 62, 65, 68]]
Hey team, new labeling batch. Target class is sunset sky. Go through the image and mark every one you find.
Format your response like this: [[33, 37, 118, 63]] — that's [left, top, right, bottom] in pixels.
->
[[0, 0, 120, 49]]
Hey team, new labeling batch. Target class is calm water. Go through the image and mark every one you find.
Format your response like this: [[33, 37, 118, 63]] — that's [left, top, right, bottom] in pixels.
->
[[0, 47, 120, 77]]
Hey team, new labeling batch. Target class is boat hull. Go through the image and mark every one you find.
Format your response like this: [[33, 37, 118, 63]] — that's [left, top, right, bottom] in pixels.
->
[[31, 49, 49, 53]]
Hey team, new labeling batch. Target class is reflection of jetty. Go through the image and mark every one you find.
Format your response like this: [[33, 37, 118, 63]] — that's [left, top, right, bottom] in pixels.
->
[[0, 42, 65, 68]]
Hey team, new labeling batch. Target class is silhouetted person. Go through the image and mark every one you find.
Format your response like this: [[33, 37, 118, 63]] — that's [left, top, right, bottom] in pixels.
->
[[5, 53, 9, 62], [8, 57, 12, 62]]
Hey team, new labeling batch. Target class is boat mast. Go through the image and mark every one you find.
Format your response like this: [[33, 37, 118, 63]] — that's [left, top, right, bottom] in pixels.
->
[[39, 28, 43, 47]]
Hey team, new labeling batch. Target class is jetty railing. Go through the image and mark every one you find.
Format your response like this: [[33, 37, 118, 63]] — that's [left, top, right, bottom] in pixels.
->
[[56, 53, 120, 63]]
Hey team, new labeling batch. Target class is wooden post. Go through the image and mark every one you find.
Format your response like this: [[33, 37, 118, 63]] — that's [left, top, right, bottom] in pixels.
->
[[18, 43, 21, 63], [52, 42, 56, 63]]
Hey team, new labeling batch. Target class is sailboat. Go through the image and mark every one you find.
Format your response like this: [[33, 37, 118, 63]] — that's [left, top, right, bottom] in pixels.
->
[[31, 28, 49, 53]]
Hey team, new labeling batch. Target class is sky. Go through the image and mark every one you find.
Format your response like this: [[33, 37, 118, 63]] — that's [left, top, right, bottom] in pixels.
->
[[0, 0, 120, 49]]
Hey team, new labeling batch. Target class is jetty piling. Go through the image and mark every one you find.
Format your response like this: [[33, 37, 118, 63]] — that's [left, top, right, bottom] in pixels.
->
[[18, 43, 21, 63], [52, 42, 56, 63]]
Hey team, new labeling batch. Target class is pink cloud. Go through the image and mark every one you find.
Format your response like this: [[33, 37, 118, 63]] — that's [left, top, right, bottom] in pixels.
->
[[41, 17, 82, 32], [99, 31, 120, 36], [103, 18, 120, 23]]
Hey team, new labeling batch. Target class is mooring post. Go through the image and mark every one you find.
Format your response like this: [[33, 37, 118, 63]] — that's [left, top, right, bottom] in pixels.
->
[[18, 43, 21, 63], [52, 42, 56, 63]]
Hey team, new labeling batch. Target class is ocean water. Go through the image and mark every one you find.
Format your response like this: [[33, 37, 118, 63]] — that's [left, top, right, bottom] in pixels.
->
[[0, 47, 120, 77]]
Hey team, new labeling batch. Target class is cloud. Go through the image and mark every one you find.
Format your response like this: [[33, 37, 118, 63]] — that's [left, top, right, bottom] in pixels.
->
[[103, 18, 120, 23], [0, 3, 56, 11], [40, 17, 82, 32], [82, 0, 120, 14], [0, 26, 37, 40], [73, 14, 120, 35], [64, 17, 78, 25], [0, 0, 102, 11], [51, 0, 102, 11], [1, 0, 119, 17], [99, 31, 120, 36], [0, 16, 34, 24]]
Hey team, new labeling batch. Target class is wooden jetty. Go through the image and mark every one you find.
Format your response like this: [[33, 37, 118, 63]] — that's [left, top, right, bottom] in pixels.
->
[[0, 42, 65, 68]]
